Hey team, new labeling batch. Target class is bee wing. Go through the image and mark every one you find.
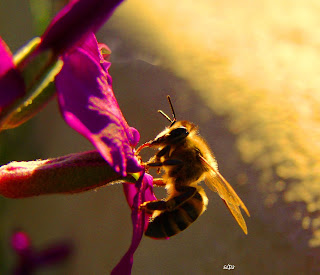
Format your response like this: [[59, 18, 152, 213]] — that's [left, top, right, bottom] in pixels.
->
[[199, 155, 250, 234]]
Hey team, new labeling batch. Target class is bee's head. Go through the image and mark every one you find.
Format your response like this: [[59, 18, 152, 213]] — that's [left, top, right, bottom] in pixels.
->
[[150, 122, 188, 146], [151, 120, 198, 146], [150, 96, 198, 145]]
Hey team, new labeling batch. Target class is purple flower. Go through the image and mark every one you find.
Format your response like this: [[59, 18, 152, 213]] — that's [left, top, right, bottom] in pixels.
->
[[36, 0, 125, 55], [1, 155, 156, 275], [53, 33, 157, 274], [11, 231, 73, 275], [0, 0, 124, 120], [55, 33, 142, 177], [0, 1, 158, 274], [0, 0, 138, 177], [0, 38, 25, 112], [0, 151, 130, 198]]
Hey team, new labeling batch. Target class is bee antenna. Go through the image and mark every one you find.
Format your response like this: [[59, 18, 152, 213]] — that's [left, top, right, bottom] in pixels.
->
[[157, 96, 177, 126], [167, 95, 176, 123], [157, 110, 173, 123]]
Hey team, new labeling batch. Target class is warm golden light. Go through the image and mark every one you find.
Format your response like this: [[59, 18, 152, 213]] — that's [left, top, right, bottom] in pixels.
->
[[112, 0, 320, 249]]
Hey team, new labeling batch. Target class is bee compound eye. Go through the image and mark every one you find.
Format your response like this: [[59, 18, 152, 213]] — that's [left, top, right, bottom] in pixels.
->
[[169, 127, 189, 139]]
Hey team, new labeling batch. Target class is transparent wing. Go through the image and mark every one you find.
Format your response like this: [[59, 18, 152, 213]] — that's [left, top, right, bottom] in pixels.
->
[[200, 155, 250, 234]]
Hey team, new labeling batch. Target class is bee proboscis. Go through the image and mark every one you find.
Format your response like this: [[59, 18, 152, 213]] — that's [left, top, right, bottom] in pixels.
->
[[136, 96, 250, 238]]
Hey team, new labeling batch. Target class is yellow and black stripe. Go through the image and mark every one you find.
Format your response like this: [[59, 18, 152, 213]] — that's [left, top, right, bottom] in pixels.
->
[[145, 192, 205, 238]]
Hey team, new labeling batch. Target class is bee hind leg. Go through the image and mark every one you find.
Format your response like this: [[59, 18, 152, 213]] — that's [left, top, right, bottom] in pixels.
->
[[139, 200, 167, 214], [140, 186, 197, 213]]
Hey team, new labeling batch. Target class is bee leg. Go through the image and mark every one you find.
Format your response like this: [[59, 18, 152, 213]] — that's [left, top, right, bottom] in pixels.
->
[[153, 178, 166, 186], [143, 162, 162, 174], [147, 162, 164, 167], [140, 186, 197, 213], [147, 159, 183, 167], [146, 159, 183, 174], [135, 141, 152, 154], [139, 200, 167, 214]]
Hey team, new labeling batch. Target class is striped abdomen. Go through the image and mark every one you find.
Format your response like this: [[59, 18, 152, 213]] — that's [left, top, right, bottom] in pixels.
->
[[145, 191, 208, 239]]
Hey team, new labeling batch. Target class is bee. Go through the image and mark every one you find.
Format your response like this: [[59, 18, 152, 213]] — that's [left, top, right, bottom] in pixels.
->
[[136, 96, 250, 239]]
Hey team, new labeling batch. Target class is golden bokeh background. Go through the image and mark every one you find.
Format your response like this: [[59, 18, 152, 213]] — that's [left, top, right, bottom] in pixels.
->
[[1, 0, 320, 274]]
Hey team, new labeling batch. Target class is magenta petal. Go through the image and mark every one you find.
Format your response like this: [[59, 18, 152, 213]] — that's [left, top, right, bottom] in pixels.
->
[[74, 33, 102, 61], [123, 173, 156, 211], [112, 173, 155, 275], [38, 0, 124, 54], [55, 35, 141, 176], [129, 127, 140, 148], [123, 174, 157, 235], [0, 38, 25, 112]]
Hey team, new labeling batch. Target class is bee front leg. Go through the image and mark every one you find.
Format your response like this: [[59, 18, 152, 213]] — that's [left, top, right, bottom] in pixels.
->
[[135, 141, 152, 154], [146, 159, 183, 167], [145, 159, 183, 174], [153, 178, 166, 187]]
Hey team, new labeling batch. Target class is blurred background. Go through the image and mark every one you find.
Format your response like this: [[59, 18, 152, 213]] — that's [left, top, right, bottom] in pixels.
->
[[1, 0, 320, 274]]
